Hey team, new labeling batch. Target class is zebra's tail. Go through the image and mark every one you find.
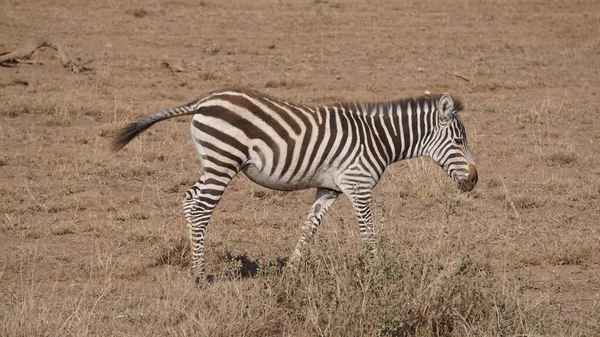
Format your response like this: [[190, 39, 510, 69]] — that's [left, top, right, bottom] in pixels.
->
[[111, 102, 200, 152]]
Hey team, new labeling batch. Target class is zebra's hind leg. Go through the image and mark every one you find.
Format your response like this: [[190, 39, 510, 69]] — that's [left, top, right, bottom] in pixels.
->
[[289, 188, 340, 266], [181, 173, 232, 284]]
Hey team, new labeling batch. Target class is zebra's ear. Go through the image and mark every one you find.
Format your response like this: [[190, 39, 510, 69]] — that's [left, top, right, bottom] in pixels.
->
[[437, 93, 455, 122]]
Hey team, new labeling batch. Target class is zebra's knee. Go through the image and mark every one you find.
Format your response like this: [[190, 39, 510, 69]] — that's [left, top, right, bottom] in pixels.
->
[[182, 184, 202, 202], [181, 190, 193, 203]]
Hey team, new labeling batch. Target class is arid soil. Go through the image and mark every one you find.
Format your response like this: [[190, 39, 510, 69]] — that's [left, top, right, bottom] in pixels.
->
[[1, 0, 599, 336]]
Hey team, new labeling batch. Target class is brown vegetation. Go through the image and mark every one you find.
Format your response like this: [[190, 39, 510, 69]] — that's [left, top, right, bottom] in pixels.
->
[[1, 0, 599, 336]]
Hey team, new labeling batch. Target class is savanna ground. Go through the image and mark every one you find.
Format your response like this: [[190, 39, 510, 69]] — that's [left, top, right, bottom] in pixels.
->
[[1, 0, 599, 336]]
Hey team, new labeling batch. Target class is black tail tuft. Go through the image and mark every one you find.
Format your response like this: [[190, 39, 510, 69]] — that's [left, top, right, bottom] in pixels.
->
[[110, 98, 202, 152], [110, 119, 157, 152]]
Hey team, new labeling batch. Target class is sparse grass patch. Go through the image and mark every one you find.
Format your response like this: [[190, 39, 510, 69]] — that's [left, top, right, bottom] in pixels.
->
[[98, 128, 112, 138], [44, 117, 72, 127], [520, 242, 593, 266], [46, 204, 65, 213], [0, 95, 84, 127], [141, 152, 165, 163], [252, 187, 286, 201], [544, 176, 572, 195], [117, 164, 156, 179], [22, 228, 46, 239], [265, 79, 304, 89], [0, 100, 57, 118], [509, 194, 546, 209], [550, 247, 591, 266], [441, 193, 476, 216], [482, 105, 500, 114], [252, 189, 271, 199], [265, 80, 283, 88], [552, 213, 579, 226], [126, 231, 160, 244], [130, 212, 149, 220], [512, 99, 553, 131], [546, 151, 578, 166], [127, 8, 150, 18], [153, 235, 190, 268], [199, 71, 220, 81], [50, 226, 74, 236], [112, 210, 149, 222]]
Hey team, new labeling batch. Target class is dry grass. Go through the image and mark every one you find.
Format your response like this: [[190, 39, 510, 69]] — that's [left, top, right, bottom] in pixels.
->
[[2, 231, 598, 337]]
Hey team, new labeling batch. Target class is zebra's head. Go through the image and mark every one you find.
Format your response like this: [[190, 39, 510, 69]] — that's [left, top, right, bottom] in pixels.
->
[[428, 93, 478, 192]]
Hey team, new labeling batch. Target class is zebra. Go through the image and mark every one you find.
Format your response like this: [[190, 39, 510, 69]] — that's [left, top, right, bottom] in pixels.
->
[[111, 88, 478, 283]]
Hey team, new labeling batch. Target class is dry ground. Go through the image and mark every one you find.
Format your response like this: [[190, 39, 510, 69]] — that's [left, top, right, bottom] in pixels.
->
[[1, 0, 599, 336]]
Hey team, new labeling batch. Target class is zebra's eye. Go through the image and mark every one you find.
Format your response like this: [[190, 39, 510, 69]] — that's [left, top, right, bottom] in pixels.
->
[[454, 137, 464, 145]]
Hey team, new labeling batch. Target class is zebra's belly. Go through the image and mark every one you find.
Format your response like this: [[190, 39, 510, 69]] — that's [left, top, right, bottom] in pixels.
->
[[242, 163, 339, 191]]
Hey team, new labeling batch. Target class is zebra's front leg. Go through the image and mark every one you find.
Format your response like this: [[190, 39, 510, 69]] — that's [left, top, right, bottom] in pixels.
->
[[353, 194, 377, 257], [289, 188, 340, 266], [340, 182, 378, 257], [181, 175, 230, 283]]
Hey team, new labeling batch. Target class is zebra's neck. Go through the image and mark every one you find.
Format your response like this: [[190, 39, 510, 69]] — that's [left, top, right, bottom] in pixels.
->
[[336, 96, 440, 165]]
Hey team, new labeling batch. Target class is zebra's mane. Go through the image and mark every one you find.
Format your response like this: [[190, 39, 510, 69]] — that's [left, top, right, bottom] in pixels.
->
[[335, 94, 464, 117], [212, 88, 464, 118]]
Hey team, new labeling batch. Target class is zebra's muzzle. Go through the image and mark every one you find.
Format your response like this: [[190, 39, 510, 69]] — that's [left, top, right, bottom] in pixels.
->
[[457, 164, 478, 192]]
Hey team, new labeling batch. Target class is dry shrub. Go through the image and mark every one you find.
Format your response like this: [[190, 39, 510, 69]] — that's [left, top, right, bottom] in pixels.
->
[[271, 245, 527, 337]]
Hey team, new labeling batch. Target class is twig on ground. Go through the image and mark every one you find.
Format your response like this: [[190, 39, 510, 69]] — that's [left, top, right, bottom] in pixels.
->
[[447, 71, 471, 82], [0, 37, 92, 73]]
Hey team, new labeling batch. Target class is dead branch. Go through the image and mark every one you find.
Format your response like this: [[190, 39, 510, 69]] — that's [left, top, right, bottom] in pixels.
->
[[0, 37, 91, 73], [447, 71, 471, 82]]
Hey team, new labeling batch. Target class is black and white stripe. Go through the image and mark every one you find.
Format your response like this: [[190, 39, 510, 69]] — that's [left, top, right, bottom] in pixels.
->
[[112, 88, 478, 282]]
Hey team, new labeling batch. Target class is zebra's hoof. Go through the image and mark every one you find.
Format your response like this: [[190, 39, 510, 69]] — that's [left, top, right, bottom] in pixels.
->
[[191, 269, 210, 287], [193, 275, 212, 288]]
